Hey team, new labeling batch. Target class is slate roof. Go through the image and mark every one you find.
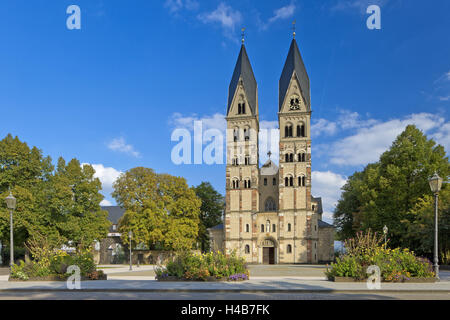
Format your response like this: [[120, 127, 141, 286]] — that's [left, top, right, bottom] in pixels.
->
[[208, 223, 223, 231], [260, 159, 279, 176], [101, 206, 125, 224], [279, 39, 310, 111], [318, 220, 334, 228], [227, 44, 257, 116]]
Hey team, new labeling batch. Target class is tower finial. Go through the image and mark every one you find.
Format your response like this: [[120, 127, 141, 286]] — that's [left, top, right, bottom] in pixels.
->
[[292, 20, 296, 39], [241, 27, 245, 44], [267, 151, 272, 159]]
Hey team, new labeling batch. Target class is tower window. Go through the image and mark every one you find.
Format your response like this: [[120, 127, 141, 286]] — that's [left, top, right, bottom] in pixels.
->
[[244, 179, 251, 188], [246, 224, 250, 233], [264, 178, 267, 186], [297, 123, 306, 137], [272, 224, 276, 232], [261, 224, 264, 232], [273, 178, 276, 186], [245, 155, 250, 165], [264, 197, 276, 211], [287, 223, 292, 232], [233, 128, 238, 142], [290, 176, 293, 187], [245, 245, 250, 254], [287, 244, 292, 253], [285, 153, 294, 163], [244, 128, 250, 141], [285, 124, 293, 137], [298, 176, 306, 187], [232, 179, 239, 189], [298, 153, 306, 162], [242, 103, 246, 114]]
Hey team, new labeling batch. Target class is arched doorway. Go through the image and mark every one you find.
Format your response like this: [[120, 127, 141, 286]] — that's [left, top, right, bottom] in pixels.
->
[[261, 239, 275, 264]]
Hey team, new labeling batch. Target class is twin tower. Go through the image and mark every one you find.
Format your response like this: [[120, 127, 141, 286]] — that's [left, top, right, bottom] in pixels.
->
[[212, 37, 334, 264]]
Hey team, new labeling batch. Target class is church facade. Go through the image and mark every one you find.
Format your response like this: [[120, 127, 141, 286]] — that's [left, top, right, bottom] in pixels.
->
[[208, 37, 334, 264]]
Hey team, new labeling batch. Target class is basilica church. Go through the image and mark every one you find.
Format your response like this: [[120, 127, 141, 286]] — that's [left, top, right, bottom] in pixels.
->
[[208, 35, 334, 264]]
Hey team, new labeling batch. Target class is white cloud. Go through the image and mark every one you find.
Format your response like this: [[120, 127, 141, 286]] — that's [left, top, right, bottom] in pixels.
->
[[164, 0, 199, 13], [107, 137, 140, 158], [257, 4, 296, 31], [439, 96, 450, 101], [170, 112, 226, 132], [311, 118, 337, 137], [268, 4, 296, 23], [311, 171, 347, 224], [198, 3, 242, 35], [85, 164, 122, 195], [330, 113, 448, 166], [100, 199, 112, 206]]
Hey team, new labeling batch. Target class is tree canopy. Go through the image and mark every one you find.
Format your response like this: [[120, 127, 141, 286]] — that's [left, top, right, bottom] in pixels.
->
[[193, 182, 224, 252], [112, 167, 201, 251], [0, 134, 110, 252], [334, 125, 449, 260]]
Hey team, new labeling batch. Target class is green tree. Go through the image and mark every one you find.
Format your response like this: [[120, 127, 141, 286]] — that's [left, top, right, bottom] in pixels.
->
[[112, 167, 201, 251], [0, 134, 110, 259], [334, 125, 449, 254], [193, 182, 224, 252]]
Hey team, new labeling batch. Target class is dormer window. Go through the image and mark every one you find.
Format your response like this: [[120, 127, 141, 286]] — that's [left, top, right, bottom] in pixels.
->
[[238, 102, 246, 114]]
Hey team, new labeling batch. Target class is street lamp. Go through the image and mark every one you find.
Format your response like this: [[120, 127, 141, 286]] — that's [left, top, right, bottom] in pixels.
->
[[128, 231, 133, 271], [428, 172, 443, 280], [383, 225, 388, 250], [5, 192, 16, 269]]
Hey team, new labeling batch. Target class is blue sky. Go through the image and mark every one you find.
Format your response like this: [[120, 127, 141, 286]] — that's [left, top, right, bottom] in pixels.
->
[[0, 0, 449, 223]]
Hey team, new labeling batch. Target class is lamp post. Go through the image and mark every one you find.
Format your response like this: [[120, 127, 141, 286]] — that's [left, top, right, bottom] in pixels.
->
[[428, 172, 443, 280], [128, 231, 133, 271], [5, 192, 16, 270], [383, 225, 388, 250]]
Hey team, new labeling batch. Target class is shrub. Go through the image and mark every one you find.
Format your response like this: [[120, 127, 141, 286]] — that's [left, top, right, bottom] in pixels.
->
[[325, 230, 435, 281], [156, 250, 249, 281]]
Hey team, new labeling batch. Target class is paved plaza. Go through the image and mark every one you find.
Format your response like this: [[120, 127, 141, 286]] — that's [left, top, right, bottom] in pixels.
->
[[0, 265, 448, 300]]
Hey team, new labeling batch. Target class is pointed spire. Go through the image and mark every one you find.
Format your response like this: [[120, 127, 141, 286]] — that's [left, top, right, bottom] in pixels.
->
[[279, 37, 310, 111], [227, 42, 257, 116]]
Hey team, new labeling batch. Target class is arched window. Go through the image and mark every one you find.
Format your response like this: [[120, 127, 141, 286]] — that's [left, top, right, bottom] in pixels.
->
[[285, 153, 294, 162], [298, 153, 306, 162], [232, 178, 239, 189], [287, 244, 292, 253], [244, 155, 250, 165], [244, 128, 250, 141], [285, 124, 293, 137], [264, 197, 276, 211], [245, 245, 250, 254], [238, 103, 242, 114], [297, 123, 306, 137], [246, 224, 250, 233], [261, 224, 264, 232], [287, 223, 291, 232], [264, 178, 267, 185], [233, 128, 239, 142], [298, 175, 306, 187], [244, 179, 251, 188], [273, 178, 276, 186], [272, 224, 276, 232], [285, 176, 293, 187]]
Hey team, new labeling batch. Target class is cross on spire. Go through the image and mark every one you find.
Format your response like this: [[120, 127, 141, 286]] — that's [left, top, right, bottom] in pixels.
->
[[241, 27, 246, 44], [292, 20, 296, 39], [267, 151, 272, 159]]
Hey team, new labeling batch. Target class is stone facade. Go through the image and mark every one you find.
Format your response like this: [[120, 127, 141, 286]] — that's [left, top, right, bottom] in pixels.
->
[[208, 38, 334, 264]]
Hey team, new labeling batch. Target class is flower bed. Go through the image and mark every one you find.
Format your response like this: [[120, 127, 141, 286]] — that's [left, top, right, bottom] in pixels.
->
[[155, 251, 249, 281], [9, 249, 106, 281], [325, 230, 435, 282]]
